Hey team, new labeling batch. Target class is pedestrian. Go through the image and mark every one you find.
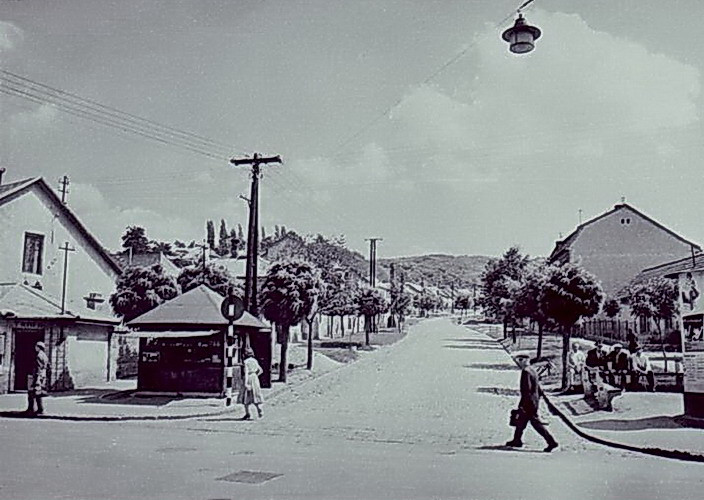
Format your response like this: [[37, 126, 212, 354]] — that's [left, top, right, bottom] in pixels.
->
[[567, 343, 586, 392], [631, 346, 655, 392], [506, 351, 558, 452], [585, 339, 605, 369], [605, 343, 630, 387], [238, 347, 264, 420], [26, 341, 48, 416]]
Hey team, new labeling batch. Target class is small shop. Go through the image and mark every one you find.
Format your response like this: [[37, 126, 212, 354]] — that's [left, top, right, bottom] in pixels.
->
[[127, 285, 271, 396]]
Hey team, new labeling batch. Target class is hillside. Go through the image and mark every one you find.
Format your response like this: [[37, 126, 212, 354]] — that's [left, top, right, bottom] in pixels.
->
[[378, 254, 491, 288]]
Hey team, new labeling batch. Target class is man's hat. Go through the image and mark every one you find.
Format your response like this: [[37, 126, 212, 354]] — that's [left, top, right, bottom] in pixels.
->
[[35, 341, 46, 350], [512, 350, 531, 359], [612, 343, 623, 349]]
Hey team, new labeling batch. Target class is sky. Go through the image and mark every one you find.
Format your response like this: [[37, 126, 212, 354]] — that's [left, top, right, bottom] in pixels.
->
[[1, 0, 704, 260]]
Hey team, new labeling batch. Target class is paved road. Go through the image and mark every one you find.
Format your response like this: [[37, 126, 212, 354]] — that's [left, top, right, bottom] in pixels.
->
[[1, 318, 703, 499]]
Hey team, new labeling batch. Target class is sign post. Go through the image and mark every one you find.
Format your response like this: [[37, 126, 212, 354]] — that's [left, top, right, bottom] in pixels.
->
[[221, 295, 245, 406]]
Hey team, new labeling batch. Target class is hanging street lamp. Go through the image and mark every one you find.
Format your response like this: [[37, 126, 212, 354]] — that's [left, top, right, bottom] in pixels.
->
[[502, 13, 541, 54]]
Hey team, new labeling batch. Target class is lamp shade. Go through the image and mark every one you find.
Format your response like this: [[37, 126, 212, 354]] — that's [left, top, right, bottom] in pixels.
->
[[502, 14, 541, 54]]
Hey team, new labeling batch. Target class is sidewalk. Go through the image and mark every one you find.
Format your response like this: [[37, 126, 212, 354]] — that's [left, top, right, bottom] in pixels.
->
[[0, 343, 347, 422], [468, 321, 704, 462]]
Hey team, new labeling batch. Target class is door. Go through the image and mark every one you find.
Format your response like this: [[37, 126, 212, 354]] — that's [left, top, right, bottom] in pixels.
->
[[13, 329, 45, 391]]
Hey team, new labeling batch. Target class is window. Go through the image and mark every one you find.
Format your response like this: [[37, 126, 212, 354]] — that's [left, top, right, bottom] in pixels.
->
[[22, 233, 44, 275]]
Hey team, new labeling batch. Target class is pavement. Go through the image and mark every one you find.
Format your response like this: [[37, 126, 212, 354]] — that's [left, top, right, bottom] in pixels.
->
[[2, 320, 704, 460], [2, 317, 703, 500], [465, 322, 704, 462], [0, 344, 346, 421]]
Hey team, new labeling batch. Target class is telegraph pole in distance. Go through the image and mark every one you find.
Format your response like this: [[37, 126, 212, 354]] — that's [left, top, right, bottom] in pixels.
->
[[230, 153, 282, 315], [366, 238, 382, 287], [59, 242, 75, 314], [58, 175, 70, 204]]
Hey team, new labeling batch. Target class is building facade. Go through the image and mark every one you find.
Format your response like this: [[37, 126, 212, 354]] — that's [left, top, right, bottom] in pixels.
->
[[549, 203, 701, 298], [0, 176, 122, 393]]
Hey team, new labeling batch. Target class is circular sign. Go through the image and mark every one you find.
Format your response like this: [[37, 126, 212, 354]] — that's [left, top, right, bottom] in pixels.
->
[[221, 295, 245, 322]]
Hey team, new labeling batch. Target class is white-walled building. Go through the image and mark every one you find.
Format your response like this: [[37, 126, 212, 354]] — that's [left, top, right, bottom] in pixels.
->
[[0, 176, 122, 393]]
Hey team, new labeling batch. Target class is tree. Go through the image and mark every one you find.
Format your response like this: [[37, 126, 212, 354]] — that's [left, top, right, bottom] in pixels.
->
[[356, 288, 389, 345], [218, 219, 229, 256], [513, 263, 553, 359], [479, 246, 529, 337], [543, 264, 604, 390], [260, 260, 322, 382], [627, 277, 679, 371], [177, 263, 241, 297], [604, 298, 621, 318], [149, 240, 174, 256], [121, 226, 150, 253], [110, 264, 179, 322], [206, 220, 215, 250], [414, 290, 442, 317], [453, 293, 472, 316]]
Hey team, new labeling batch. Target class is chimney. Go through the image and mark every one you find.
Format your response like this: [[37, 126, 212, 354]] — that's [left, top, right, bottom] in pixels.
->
[[0, 167, 5, 185]]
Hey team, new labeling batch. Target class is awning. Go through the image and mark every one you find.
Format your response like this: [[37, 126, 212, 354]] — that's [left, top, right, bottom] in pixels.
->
[[123, 330, 219, 338]]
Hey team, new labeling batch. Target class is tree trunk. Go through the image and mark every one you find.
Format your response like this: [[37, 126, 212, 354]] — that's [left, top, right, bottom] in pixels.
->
[[561, 327, 570, 391], [537, 322, 544, 359], [503, 318, 508, 339], [364, 315, 371, 346], [657, 320, 668, 373], [306, 319, 313, 371], [340, 315, 345, 336], [279, 324, 290, 382]]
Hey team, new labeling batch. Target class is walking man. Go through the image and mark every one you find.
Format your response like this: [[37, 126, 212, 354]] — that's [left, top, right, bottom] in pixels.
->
[[506, 351, 558, 452], [26, 341, 48, 416]]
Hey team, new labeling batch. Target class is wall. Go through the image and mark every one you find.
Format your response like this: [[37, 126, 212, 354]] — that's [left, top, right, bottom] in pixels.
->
[[570, 206, 694, 297], [0, 185, 117, 315], [67, 324, 112, 387]]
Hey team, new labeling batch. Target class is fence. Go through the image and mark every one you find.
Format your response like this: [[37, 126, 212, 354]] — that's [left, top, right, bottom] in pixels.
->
[[574, 318, 680, 351]]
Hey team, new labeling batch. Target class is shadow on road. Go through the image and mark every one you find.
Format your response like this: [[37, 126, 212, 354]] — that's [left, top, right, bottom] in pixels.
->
[[475, 444, 545, 454], [443, 338, 498, 345], [579, 415, 685, 431], [476, 387, 520, 397], [464, 363, 518, 371], [443, 344, 503, 350]]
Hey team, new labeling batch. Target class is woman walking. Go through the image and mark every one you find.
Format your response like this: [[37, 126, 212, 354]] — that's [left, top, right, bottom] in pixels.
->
[[238, 347, 264, 420]]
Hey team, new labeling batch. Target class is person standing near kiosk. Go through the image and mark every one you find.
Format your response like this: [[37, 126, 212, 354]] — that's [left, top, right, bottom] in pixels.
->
[[26, 341, 48, 416]]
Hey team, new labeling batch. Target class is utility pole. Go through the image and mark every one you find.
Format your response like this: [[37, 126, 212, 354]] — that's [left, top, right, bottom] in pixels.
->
[[58, 175, 70, 204], [230, 153, 282, 315], [578, 208, 583, 225], [451, 281, 455, 314], [366, 238, 382, 287], [59, 242, 75, 314], [194, 240, 209, 284]]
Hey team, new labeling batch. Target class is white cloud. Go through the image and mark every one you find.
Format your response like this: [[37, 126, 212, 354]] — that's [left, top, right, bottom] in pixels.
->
[[0, 20, 23, 52], [69, 182, 199, 250]]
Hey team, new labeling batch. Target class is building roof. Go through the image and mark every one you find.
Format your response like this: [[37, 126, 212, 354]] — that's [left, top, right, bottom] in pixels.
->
[[127, 285, 269, 330], [0, 282, 118, 324], [111, 251, 180, 275], [549, 203, 702, 262], [212, 256, 270, 279], [638, 253, 704, 280], [0, 176, 122, 275]]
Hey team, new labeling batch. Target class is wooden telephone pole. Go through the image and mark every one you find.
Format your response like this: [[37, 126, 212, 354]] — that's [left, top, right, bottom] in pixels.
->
[[229, 153, 282, 315], [366, 238, 382, 287]]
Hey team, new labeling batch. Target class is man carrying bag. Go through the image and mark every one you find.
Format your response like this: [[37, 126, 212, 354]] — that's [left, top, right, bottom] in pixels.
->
[[506, 351, 558, 452]]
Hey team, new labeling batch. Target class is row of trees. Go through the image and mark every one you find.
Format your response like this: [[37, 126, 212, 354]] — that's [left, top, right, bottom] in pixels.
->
[[206, 220, 245, 258], [479, 247, 604, 389], [109, 257, 392, 383]]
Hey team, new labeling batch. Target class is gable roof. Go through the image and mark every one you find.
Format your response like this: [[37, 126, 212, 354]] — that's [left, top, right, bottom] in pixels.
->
[[0, 282, 118, 323], [549, 203, 701, 262], [0, 176, 122, 276], [111, 251, 180, 275], [127, 284, 269, 330]]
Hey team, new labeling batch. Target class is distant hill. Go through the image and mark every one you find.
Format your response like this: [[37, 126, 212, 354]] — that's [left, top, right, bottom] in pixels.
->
[[378, 254, 491, 288]]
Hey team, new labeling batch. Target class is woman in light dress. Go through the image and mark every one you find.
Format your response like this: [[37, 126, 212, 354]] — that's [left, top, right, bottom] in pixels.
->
[[238, 347, 264, 420]]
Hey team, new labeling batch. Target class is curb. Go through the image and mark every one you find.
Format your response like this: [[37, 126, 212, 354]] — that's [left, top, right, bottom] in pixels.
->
[[466, 324, 704, 464]]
